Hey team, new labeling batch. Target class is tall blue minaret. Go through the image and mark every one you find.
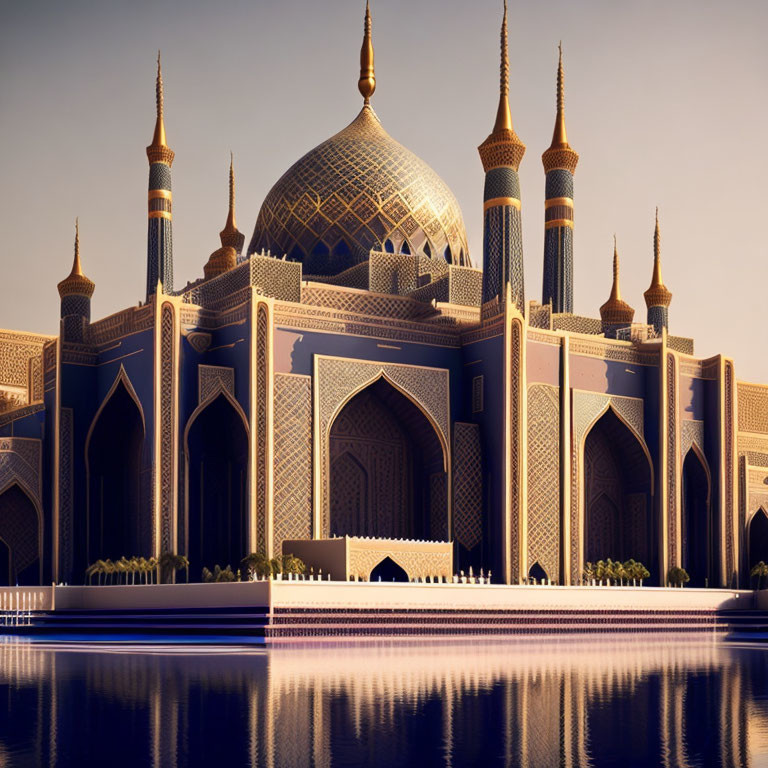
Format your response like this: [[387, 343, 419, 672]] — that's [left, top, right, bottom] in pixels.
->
[[146, 52, 174, 299], [643, 208, 672, 334], [541, 45, 579, 314], [478, 0, 526, 308], [57, 219, 95, 343]]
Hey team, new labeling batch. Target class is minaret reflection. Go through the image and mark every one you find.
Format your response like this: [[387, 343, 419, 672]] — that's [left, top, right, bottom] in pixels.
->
[[0, 641, 762, 767]]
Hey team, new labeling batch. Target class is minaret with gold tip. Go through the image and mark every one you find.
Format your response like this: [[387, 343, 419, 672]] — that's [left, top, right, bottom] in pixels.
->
[[358, 0, 375, 104], [600, 236, 635, 337], [478, 0, 526, 308], [146, 52, 175, 300], [58, 218, 95, 343], [643, 208, 672, 334], [541, 44, 579, 314], [204, 154, 243, 279]]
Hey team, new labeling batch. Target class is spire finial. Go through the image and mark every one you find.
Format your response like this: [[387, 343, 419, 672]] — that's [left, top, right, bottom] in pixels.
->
[[493, 0, 513, 132], [600, 235, 634, 326], [219, 153, 245, 253], [358, 0, 376, 104], [72, 217, 83, 277], [549, 42, 569, 149], [151, 51, 167, 148], [644, 207, 672, 309], [58, 217, 95, 299], [611, 234, 621, 300]]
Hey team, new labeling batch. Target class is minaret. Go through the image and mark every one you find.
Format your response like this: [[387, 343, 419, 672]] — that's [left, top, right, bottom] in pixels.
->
[[146, 52, 175, 300], [600, 236, 634, 337], [478, 0, 526, 308], [58, 219, 95, 343], [204, 154, 242, 280], [541, 44, 579, 314], [643, 208, 672, 334]]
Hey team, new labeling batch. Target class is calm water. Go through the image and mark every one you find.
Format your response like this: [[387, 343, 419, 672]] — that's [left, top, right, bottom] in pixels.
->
[[1, 639, 767, 767]]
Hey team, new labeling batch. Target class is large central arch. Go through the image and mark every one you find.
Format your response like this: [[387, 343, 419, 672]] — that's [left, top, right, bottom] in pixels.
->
[[185, 391, 249, 577], [86, 372, 148, 564], [583, 407, 655, 575], [749, 508, 768, 575], [328, 378, 447, 541]]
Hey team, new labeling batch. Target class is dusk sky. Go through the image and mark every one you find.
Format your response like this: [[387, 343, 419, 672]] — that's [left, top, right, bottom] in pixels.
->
[[1, 0, 766, 381]]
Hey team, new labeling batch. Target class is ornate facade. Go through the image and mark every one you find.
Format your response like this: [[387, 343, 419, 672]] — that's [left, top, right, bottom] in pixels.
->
[[0, 4, 764, 588]]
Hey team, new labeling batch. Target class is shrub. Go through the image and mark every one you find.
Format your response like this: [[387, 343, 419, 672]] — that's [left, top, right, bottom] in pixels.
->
[[667, 566, 690, 587], [202, 565, 236, 583], [750, 561, 768, 590]]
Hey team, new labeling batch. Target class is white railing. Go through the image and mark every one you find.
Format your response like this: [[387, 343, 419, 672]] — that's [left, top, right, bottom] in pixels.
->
[[0, 589, 48, 627]]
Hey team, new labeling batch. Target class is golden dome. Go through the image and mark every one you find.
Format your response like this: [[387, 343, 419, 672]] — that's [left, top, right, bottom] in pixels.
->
[[249, 104, 470, 275]]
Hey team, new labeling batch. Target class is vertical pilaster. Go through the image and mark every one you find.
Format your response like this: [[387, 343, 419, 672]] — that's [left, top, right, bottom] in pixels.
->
[[659, 331, 670, 584], [560, 334, 571, 583]]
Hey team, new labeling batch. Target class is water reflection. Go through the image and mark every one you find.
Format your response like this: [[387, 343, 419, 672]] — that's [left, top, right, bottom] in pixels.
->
[[1, 639, 767, 767]]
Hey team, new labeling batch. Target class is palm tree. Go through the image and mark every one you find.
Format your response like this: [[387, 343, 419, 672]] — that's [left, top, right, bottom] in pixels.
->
[[750, 561, 768, 590]]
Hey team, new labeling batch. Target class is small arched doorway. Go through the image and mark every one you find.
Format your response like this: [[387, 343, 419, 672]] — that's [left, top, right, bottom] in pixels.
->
[[749, 508, 768, 575], [370, 557, 409, 582], [528, 561, 548, 583], [329, 378, 447, 541], [186, 393, 248, 577], [584, 408, 654, 576], [0, 483, 41, 585], [681, 448, 712, 587], [87, 378, 147, 563]]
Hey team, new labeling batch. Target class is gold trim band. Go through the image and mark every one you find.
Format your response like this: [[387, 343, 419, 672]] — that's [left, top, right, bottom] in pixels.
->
[[483, 197, 521, 211], [148, 210, 172, 220], [545, 219, 574, 229], [149, 189, 172, 200], [544, 196, 573, 210]]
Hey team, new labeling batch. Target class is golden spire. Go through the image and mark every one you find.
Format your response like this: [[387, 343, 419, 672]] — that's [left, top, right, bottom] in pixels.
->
[[358, 1, 376, 104], [58, 218, 95, 298], [478, 0, 525, 172], [493, 0, 513, 133], [147, 51, 174, 165], [219, 152, 245, 253], [644, 207, 672, 307], [600, 235, 634, 325], [542, 43, 579, 173]]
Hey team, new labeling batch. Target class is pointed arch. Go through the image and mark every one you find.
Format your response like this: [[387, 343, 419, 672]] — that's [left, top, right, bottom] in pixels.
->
[[582, 405, 655, 573], [370, 556, 409, 582], [748, 506, 768, 572], [0, 481, 43, 585], [328, 377, 447, 541], [184, 385, 249, 576], [681, 444, 713, 587], [85, 365, 148, 564], [326, 370, 448, 473]]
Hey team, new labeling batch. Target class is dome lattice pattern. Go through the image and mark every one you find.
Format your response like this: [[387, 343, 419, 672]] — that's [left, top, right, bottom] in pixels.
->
[[249, 105, 470, 276]]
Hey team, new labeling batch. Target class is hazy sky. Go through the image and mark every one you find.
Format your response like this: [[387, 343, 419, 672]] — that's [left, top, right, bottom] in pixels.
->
[[1, 0, 766, 381]]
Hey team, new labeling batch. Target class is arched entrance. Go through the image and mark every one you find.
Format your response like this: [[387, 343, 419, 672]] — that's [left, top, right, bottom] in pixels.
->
[[370, 557, 409, 582], [0, 483, 41, 585], [584, 408, 654, 574], [186, 393, 248, 577], [681, 447, 712, 587], [329, 378, 447, 540], [749, 508, 768, 573], [87, 378, 147, 563]]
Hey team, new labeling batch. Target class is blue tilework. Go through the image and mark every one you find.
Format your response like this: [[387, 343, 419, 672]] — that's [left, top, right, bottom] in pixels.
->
[[545, 169, 573, 200], [484, 168, 521, 201]]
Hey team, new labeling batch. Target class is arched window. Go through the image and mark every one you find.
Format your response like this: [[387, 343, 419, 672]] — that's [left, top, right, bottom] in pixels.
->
[[334, 240, 351, 258], [384, 238, 395, 254], [400, 240, 411, 255], [423, 241, 432, 258], [443, 245, 453, 263]]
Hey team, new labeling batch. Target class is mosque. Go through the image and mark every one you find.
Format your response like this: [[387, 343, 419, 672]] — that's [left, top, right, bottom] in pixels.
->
[[1, 3, 767, 589]]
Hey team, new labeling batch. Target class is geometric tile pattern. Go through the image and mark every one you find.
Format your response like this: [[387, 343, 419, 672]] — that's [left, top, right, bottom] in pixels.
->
[[198, 365, 235, 404], [256, 305, 269, 554], [526, 385, 560, 581], [738, 382, 768, 435], [249, 105, 469, 274], [725, 361, 735, 582], [59, 408, 74, 580], [667, 353, 677, 567], [159, 303, 175, 555], [453, 422, 482, 550], [273, 374, 312, 554], [509, 318, 523, 581]]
